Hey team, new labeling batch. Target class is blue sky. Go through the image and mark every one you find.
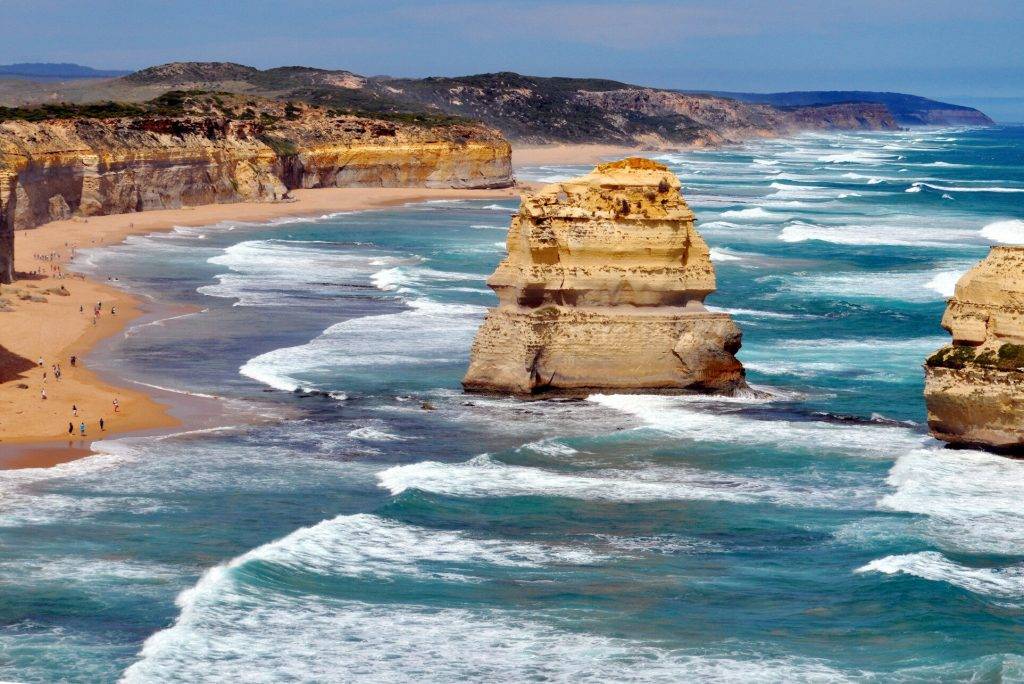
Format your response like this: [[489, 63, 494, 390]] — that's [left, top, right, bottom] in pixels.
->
[[7, 0, 1024, 119]]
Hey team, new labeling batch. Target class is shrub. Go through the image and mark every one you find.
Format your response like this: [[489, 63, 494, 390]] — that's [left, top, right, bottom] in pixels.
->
[[974, 350, 997, 367], [926, 345, 976, 370], [258, 134, 299, 156], [997, 343, 1024, 371]]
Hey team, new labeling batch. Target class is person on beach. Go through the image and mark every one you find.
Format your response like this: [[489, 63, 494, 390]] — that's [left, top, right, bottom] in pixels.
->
[[68, 422, 73, 435], [70, 355, 76, 367], [38, 357, 43, 367], [72, 404, 78, 416], [41, 388, 47, 400], [113, 398, 120, 413], [99, 418, 105, 431], [79, 422, 86, 437]]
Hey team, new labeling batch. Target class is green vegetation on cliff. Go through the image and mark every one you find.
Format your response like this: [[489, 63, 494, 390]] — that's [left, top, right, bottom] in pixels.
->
[[927, 343, 1024, 371]]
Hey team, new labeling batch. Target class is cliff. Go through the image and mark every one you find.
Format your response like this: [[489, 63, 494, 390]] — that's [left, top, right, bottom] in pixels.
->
[[463, 157, 746, 396], [924, 247, 1024, 451], [374, 74, 899, 145], [0, 95, 512, 282], [0, 64, 917, 147], [693, 90, 995, 127]]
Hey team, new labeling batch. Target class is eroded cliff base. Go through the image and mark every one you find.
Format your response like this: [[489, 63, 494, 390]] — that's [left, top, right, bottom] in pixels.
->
[[464, 308, 745, 397]]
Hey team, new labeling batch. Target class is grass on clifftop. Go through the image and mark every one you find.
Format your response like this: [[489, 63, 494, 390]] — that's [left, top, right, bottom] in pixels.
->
[[0, 88, 474, 130], [0, 101, 149, 122]]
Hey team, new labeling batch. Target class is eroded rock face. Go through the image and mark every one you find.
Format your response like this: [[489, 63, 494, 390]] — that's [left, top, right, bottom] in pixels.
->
[[925, 247, 1024, 451], [0, 111, 512, 283], [463, 157, 746, 395]]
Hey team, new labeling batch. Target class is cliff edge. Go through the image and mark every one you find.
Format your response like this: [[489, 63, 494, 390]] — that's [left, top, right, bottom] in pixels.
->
[[463, 157, 746, 396], [0, 94, 512, 283], [924, 247, 1024, 451]]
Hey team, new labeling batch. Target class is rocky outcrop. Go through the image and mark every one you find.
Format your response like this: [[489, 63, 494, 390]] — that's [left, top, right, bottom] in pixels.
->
[[0, 101, 512, 282], [924, 247, 1024, 451], [463, 157, 746, 396]]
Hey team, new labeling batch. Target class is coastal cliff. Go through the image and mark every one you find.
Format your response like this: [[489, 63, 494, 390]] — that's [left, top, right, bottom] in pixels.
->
[[0, 95, 512, 282], [1, 64, 929, 148], [463, 157, 745, 395], [924, 247, 1024, 451]]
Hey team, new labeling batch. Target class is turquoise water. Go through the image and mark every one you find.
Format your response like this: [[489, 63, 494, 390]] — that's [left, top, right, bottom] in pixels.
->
[[3, 126, 1024, 682]]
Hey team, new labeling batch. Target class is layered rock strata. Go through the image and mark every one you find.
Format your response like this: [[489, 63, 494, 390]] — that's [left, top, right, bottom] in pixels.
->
[[0, 107, 512, 282], [924, 247, 1024, 451], [463, 157, 746, 396]]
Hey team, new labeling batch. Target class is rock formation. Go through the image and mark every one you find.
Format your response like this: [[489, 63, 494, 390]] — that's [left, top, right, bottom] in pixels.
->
[[924, 246, 1024, 451], [463, 157, 746, 396], [0, 97, 512, 283]]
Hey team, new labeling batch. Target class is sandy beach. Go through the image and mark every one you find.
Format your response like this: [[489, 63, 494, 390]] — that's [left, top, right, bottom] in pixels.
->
[[0, 143, 644, 466], [512, 144, 648, 168], [0, 185, 519, 465]]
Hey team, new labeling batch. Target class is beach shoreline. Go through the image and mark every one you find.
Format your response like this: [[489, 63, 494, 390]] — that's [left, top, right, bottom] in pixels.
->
[[0, 185, 520, 467], [512, 144, 650, 168]]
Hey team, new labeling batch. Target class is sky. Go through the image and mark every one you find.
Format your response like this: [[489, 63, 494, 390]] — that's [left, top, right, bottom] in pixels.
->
[[5, 0, 1023, 119]]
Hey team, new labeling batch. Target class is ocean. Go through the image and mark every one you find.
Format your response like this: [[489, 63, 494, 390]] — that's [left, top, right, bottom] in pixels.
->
[[2, 125, 1024, 682]]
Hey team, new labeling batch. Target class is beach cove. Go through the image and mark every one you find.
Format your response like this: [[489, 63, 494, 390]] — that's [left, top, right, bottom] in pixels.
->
[[0, 184, 522, 465]]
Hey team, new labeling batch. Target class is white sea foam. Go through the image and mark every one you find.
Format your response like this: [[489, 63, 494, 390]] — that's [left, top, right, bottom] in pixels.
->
[[122, 513, 813, 682], [370, 266, 476, 294], [766, 182, 836, 200], [923, 271, 963, 298], [124, 595, 852, 683], [857, 551, 1024, 599], [980, 219, 1024, 244], [378, 454, 867, 508], [481, 204, 518, 211], [587, 394, 924, 458], [776, 266, 970, 302], [719, 207, 782, 220], [705, 305, 808, 320], [470, 223, 508, 231], [347, 426, 407, 442], [199, 239, 407, 307], [908, 182, 1024, 194], [778, 220, 974, 247], [877, 448, 1024, 555], [521, 439, 579, 457], [744, 361, 847, 378], [709, 248, 743, 262], [818, 150, 890, 164], [240, 299, 486, 392]]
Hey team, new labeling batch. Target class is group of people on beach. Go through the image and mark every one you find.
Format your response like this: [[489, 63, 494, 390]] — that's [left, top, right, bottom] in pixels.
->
[[35, 351, 120, 439], [30, 246, 77, 279], [68, 415, 105, 437], [82, 300, 115, 326]]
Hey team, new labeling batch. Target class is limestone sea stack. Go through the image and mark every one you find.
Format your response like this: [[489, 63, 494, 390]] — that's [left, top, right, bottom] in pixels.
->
[[462, 157, 746, 396], [924, 246, 1024, 451]]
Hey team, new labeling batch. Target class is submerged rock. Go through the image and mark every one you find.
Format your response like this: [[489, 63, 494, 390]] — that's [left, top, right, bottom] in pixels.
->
[[925, 246, 1024, 451], [463, 157, 746, 396]]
